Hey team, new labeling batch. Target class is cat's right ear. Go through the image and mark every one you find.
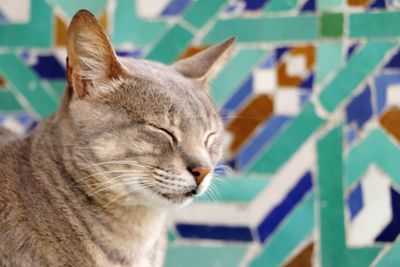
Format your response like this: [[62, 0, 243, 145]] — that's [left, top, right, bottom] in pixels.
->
[[66, 10, 126, 99]]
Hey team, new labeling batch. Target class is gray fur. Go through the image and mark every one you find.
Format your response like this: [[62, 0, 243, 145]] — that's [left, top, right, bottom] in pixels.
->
[[0, 9, 233, 267]]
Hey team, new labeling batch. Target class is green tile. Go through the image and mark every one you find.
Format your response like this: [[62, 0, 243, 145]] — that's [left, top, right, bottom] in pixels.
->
[[350, 12, 400, 38], [167, 230, 177, 242], [320, 13, 344, 37], [264, 0, 299, 12], [211, 49, 266, 105], [248, 103, 324, 174], [0, 0, 52, 47], [319, 42, 395, 112], [112, 0, 167, 46], [0, 91, 23, 112], [317, 125, 380, 267], [165, 244, 248, 267], [45, 0, 107, 19], [249, 194, 314, 267], [0, 54, 58, 118], [346, 129, 400, 188], [317, 0, 343, 10], [375, 243, 400, 267], [146, 24, 193, 64], [316, 42, 343, 84], [203, 16, 318, 43], [182, 0, 225, 28], [48, 81, 67, 100], [195, 175, 270, 203]]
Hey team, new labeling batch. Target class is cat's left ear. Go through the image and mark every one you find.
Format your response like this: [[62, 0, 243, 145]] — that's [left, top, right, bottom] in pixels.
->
[[66, 10, 127, 99], [173, 37, 235, 82]]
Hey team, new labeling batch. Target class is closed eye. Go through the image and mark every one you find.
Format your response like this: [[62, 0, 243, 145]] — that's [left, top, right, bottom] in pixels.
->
[[205, 132, 217, 148], [148, 124, 178, 145]]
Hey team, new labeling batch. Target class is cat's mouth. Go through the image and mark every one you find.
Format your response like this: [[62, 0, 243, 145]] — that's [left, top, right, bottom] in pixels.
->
[[160, 191, 194, 202]]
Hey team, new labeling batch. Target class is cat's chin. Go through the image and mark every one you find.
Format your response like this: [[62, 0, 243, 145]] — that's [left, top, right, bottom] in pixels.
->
[[138, 189, 194, 208]]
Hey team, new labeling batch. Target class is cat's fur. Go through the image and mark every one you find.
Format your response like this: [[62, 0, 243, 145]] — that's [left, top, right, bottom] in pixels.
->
[[0, 10, 234, 267]]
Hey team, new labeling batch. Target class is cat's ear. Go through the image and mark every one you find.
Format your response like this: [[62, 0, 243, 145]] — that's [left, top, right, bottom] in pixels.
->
[[66, 10, 126, 99], [173, 37, 236, 81]]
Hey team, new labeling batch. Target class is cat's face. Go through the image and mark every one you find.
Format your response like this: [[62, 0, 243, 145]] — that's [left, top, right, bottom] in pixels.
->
[[63, 10, 234, 207]]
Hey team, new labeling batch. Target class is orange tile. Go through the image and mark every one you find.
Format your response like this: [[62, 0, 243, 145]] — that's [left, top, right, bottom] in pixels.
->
[[177, 46, 209, 60], [54, 14, 67, 47], [284, 242, 313, 267], [226, 94, 273, 154], [380, 107, 400, 143], [278, 45, 315, 88], [348, 0, 370, 6]]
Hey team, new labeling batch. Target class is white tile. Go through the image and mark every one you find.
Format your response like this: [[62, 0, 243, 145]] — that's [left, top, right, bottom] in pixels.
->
[[284, 54, 308, 79], [2, 117, 25, 135], [253, 68, 276, 94], [0, 0, 30, 23], [274, 90, 301, 116], [386, 83, 400, 107], [136, 0, 170, 19], [347, 165, 393, 246]]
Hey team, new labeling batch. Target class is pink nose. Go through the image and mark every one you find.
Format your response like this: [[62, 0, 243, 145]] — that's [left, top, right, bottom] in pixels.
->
[[190, 167, 211, 185]]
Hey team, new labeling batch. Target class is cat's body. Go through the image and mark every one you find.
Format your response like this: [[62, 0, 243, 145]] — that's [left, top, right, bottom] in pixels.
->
[[0, 10, 233, 267]]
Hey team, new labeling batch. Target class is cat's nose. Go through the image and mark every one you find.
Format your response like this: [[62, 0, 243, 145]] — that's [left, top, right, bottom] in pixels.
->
[[188, 166, 211, 185]]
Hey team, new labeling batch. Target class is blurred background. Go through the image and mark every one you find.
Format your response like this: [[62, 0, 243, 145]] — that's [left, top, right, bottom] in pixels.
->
[[1, 0, 400, 266]]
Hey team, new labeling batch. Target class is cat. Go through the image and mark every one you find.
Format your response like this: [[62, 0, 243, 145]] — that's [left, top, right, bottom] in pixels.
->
[[0, 9, 234, 267]]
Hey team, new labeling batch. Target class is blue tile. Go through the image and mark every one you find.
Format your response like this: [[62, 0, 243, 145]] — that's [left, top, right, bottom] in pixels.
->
[[0, 10, 7, 23], [244, 0, 270, 10], [276, 47, 289, 61], [257, 171, 313, 243], [300, 0, 316, 12], [375, 187, 400, 242], [30, 55, 66, 80], [346, 85, 373, 130], [348, 183, 364, 220], [258, 55, 275, 68], [161, 0, 192, 17], [300, 73, 314, 90], [176, 224, 254, 242], [116, 49, 143, 58], [374, 73, 400, 114], [369, 0, 386, 9], [219, 76, 253, 122], [346, 123, 357, 145], [300, 91, 312, 106], [347, 43, 360, 60], [385, 49, 400, 69], [236, 115, 291, 170]]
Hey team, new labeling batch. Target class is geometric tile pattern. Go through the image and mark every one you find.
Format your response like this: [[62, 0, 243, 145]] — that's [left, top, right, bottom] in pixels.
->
[[2, 0, 400, 266]]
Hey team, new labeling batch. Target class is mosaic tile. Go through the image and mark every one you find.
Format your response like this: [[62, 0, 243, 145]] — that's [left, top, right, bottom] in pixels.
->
[[0, 91, 23, 112], [350, 12, 400, 38], [28, 54, 66, 80], [379, 107, 400, 142], [374, 73, 400, 114], [376, 243, 400, 267], [177, 46, 208, 60], [176, 224, 254, 242], [226, 94, 273, 154], [0, 75, 7, 88], [54, 14, 67, 47], [317, 126, 381, 267], [348, 183, 364, 219], [263, 0, 299, 12], [375, 187, 400, 242], [257, 171, 313, 243], [319, 42, 395, 112], [385, 49, 400, 68], [249, 194, 314, 267], [182, 0, 225, 28], [316, 42, 343, 83], [346, 85, 373, 130], [300, 0, 316, 13], [161, 0, 192, 17], [248, 103, 324, 173], [348, 0, 370, 7], [212, 49, 266, 105], [146, 24, 193, 64], [320, 12, 344, 37], [45, 0, 107, 20], [318, 0, 343, 10], [369, 0, 386, 9], [165, 244, 248, 267], [203, 16, 318, 43], [284, 242, 313, 267], [220, 76, 253, 119]]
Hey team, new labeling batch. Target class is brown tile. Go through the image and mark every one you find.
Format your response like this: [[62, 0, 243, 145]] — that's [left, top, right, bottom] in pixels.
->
[[177, 46, 209, 60], [54, 14, 67, 47], [0, 75, 7, 88], [284, 242, 314, 267], [278, 45, 315, 88], [348, 0, 370, 6], [380, 107, 400, 143], [226, 94, 273, 154]]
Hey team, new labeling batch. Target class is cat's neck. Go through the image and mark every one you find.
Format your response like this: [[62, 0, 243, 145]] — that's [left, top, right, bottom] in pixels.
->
[[29, 116, 167, 266]]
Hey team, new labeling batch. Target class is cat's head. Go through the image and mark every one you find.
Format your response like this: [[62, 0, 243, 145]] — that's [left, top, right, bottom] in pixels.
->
[[61, 10, 234, 207]]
